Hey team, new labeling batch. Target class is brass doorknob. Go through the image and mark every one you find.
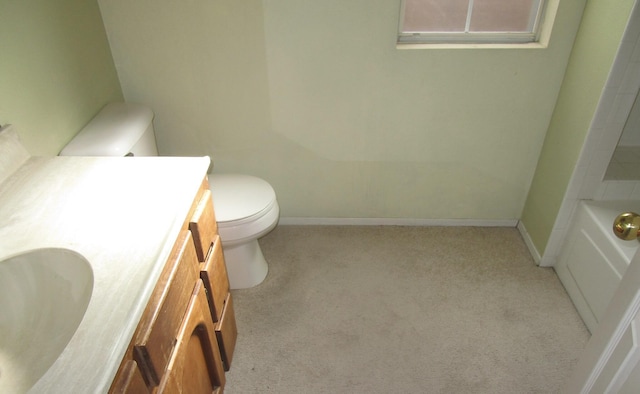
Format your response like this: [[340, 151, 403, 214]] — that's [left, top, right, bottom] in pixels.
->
[[613, 212, 640, 241]]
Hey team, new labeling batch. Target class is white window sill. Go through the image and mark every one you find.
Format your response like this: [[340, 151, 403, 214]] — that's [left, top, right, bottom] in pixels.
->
[[396, 41, 549, 50]]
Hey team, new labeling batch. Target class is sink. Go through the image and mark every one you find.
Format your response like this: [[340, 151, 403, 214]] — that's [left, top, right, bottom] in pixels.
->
[[0, 248, 94, 393]]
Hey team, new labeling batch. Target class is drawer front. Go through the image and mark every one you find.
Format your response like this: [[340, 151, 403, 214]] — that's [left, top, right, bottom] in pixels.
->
[[133, 231, 200, 385], [111, 360, 149, 394], [157, 280, 225, 393], [200, 235, 230, 322], [189, 189, 217, 262], [215, 292, 238, 371]]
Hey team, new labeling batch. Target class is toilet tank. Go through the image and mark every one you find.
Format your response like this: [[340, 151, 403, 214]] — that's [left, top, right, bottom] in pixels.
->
[[60, 103, 158, 157]]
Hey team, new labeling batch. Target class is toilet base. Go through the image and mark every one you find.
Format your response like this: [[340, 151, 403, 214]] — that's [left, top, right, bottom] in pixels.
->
[[222, 239, 268, 289]]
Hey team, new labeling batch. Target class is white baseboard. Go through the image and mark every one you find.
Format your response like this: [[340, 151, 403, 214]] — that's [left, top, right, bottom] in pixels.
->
[[279, 217, 519, 227], [517, 220, 542, 265]]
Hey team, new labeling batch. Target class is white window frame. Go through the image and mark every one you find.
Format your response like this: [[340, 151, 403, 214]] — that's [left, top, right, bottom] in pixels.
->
[[397, 0, 552, 48]]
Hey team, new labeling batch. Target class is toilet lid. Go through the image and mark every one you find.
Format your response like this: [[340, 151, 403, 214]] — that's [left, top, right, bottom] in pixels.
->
[[208, 174, 276, 223]]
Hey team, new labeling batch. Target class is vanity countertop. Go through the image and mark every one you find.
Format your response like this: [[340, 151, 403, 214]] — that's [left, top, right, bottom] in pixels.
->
[[0, 154, 211, 393]]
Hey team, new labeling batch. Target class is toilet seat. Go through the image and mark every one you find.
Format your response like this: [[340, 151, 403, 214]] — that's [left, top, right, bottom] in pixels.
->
[[209, 174, 279, 245]]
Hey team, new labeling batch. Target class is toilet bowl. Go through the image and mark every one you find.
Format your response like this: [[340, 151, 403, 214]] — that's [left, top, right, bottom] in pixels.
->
[[209, 174, 279, 289], [61, 102, 279, 289]]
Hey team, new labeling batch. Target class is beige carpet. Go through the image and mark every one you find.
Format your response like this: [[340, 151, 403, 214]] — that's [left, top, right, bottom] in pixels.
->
[[225, 226, 589, 393]]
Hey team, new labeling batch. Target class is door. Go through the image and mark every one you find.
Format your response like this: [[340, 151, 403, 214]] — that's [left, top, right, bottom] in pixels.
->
[[565, 236, 640, 392]]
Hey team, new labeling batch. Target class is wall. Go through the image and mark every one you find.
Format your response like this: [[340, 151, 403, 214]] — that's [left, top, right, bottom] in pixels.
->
[[0, 0, 123, 156], [520, 0, 635, 258], [99, 0, 586, 221]]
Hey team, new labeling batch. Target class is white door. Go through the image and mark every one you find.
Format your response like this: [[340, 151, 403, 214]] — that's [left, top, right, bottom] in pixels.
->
[[564, 236, 640, 393]]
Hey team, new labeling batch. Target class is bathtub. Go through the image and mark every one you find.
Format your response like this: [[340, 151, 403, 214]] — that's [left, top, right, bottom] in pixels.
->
[[555, 200, 640, 333]]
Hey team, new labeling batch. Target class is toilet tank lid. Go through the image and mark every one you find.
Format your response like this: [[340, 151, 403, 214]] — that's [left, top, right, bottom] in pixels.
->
[[60, 102, 154, 156]]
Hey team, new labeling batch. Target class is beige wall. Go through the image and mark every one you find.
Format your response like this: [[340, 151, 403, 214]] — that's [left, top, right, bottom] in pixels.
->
[[99, 0, 586, 220], [0, 0, 123, 155], [521, 0, 635, 255]]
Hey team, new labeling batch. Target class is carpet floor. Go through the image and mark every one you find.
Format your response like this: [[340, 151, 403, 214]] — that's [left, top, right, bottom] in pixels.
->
[[225, 225, 590, 393]]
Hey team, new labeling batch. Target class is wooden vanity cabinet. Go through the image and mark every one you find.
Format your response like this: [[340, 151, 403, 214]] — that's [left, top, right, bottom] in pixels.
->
[[190, 192, 237, 372], [109, 178, 236, 394], [189, 183, 237, 372]]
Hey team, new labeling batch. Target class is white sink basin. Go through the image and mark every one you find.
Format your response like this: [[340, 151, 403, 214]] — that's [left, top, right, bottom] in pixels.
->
[[0, 248, 94, 393]]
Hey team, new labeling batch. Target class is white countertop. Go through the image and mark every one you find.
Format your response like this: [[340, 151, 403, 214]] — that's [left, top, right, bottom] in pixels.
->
[[0, 154, 211, 393]]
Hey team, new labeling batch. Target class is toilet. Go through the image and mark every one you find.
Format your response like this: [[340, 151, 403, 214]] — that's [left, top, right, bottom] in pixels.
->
[[61, 102, 278, 289]]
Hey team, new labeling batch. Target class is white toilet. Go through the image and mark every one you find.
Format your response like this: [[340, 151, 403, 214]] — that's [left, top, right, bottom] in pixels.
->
[[61, 102, 279, 289]]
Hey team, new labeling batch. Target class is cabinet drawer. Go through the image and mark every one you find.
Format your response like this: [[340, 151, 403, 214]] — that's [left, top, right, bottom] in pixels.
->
[[157, 280, 225, 393], [111, 360, 149, 394], [189, 189, 217, 262], [133, 231, 200, 386], [216, 292, 237, 371], [200, 235, 230, 322]]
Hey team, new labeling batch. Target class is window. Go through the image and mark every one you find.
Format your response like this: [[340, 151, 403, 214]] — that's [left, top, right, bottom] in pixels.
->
[[398, 0, 546, 45]]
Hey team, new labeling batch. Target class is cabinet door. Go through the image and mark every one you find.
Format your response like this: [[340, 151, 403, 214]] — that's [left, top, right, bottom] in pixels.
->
[[110, 360, 149, 394], [133, 231, 200, 385], [216, 293, 237, 371], [157, 280, 225, 394], [200, 235, 230, 322], [189, 189, 217, 262]]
